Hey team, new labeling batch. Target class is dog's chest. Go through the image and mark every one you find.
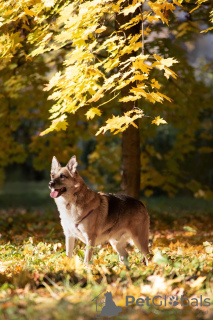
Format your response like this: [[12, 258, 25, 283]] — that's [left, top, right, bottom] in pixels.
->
[[55, 197, 77, 224], [55, 197, 86, 240]]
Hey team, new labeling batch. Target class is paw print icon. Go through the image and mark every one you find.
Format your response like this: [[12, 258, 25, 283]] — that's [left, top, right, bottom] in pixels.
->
[[168, 296, 179, 307]]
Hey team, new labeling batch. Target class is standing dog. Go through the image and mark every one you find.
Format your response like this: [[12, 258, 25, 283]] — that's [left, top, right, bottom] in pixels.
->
[[49, 155, 150, 264]]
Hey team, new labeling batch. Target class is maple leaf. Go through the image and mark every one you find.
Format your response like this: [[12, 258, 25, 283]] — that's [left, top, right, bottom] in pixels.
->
[[95, 26, 107, 33], [152, 116, 167, 126], [87, 87, 104, 103], [85, 107, 102, 120], [43, 0, 55, 8], [119, 95, 141, 103], [24, 8, 36, 17], [151, 79, 161, 89], [96, 109, 144, 135], [153, 54, 178, 67], [40, 115, 68, 136], [153, 55, 178, 79], [120, 2, 141, 16]]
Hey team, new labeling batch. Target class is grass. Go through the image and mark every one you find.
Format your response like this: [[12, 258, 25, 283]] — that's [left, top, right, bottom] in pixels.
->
[[0, 181, 54, 209], [0, 182, 213, 319]]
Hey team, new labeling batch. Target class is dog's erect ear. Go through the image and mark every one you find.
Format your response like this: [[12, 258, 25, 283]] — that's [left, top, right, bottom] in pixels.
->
[[51, 156, 61, 171], [67, 155, 78, 174]]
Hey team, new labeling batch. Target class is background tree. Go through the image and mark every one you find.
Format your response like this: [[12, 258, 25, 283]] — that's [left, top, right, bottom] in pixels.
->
[[0, 0, 212, 198]]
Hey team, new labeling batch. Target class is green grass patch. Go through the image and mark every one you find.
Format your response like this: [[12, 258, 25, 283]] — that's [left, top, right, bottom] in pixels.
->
[[0, 183, 213, 319]]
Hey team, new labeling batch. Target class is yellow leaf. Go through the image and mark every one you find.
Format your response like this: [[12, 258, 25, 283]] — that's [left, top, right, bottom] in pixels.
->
[[43, 0, 55, 8], [24, 8, 36, 17], [164, 67, 178, 79], [153, 55, 178, 79], [158, 92, 172, 102], [132, 42, 143, 51], [147, 15, 159, 22], [95, 26, 107, 33], [173, 0, 183, 6], [3, 9, 14, 16], [133, 58, 151, 73], [151, 79, 161, 89], [120, 14, 142, 30], [40, 115, 68, 136], [153, 54, 179, 68], [119, 95, 141, 103], [190, 276, 206, 288], [87, 87, 104, 103], [96, 109, 144, 136], [104, 58, 120, 72], [22, 24, 31, 32], [120, 2, 141, 16], [131, 74, 148, 82], [85, 107, 102, 120], [152, 116, 167, 126]]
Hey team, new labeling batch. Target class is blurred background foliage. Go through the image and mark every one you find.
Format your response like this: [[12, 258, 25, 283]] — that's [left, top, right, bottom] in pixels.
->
[[0, 0, 213, 201]]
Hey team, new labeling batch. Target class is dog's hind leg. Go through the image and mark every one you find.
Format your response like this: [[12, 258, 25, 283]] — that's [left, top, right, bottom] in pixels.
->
[[66, 236, 75, 258], [110, 238, 129, 264]]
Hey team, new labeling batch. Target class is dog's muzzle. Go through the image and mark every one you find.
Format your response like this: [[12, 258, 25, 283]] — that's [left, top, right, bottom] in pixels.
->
[[49, 181, 55, 189]]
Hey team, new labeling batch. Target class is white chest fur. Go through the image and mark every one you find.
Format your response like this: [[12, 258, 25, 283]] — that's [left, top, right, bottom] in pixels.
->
[[55, 197, 79, 237]]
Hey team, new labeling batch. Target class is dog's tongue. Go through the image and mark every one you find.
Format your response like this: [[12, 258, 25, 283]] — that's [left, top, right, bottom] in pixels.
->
[[50, 190, 59, 198]]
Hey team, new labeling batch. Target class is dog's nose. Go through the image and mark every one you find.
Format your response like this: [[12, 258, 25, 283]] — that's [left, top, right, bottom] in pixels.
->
[[49, 181, 55, 188]]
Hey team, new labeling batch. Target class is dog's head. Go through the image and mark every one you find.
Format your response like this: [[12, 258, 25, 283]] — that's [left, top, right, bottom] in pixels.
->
[[49, 155, 79, 198]]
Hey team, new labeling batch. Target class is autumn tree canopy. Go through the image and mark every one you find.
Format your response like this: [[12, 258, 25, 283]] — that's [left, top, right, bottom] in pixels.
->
[[0, 0, 213, 197]]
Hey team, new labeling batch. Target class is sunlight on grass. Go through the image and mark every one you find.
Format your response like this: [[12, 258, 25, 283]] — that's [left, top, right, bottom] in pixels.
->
[[0, 202, 213, 319]]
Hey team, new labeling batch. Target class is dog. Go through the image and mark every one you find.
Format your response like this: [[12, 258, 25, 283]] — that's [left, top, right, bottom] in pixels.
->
[[49, 155, 150, 265]]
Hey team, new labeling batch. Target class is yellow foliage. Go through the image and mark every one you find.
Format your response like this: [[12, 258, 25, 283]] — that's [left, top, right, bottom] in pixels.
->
[[120, 2, 141, 16], [96, 109, 144, 135], [95, 26, 107, 33], [190, 0, 213, 34], [43, 0, 55, 8], [0, 0, 184, 135], [40, 115, 68, 136], [152, 116, 167, 126], [85, 107, 102, 120], [151, 79, 161, 89], [24, 8, 36, 16], [152, 55, 178, 79]]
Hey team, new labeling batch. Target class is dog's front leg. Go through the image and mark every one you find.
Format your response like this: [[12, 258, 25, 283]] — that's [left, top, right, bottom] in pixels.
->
[[84, 237, 96, 264], [66, 236, 75, 258]]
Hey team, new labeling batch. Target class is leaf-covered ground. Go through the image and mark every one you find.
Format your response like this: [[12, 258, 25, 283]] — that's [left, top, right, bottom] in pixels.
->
[[0, 193, 213, 319]]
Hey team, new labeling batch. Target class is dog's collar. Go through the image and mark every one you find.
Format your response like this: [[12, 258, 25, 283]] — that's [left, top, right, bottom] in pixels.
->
[[75, 209, 94, 229]]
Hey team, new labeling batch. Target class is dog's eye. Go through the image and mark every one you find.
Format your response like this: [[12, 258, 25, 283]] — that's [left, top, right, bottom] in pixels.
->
[[60, 173, 65, 179], [51, 174, 55, 179]]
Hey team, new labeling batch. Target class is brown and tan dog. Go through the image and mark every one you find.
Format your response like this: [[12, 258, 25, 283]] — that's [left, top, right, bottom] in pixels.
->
[[49, 156, 150, 265]]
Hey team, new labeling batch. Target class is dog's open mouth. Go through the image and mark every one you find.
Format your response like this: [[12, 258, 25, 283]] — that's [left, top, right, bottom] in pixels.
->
[[50, 187, 66, 198]]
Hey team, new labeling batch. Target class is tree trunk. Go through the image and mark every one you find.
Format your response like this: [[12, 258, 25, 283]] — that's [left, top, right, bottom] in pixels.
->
[[121, 109, 140, 199], [116, 2, 141, 199]]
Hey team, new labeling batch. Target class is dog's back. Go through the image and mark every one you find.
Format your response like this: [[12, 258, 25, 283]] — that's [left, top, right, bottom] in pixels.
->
[[99, 193, 150, 264]]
